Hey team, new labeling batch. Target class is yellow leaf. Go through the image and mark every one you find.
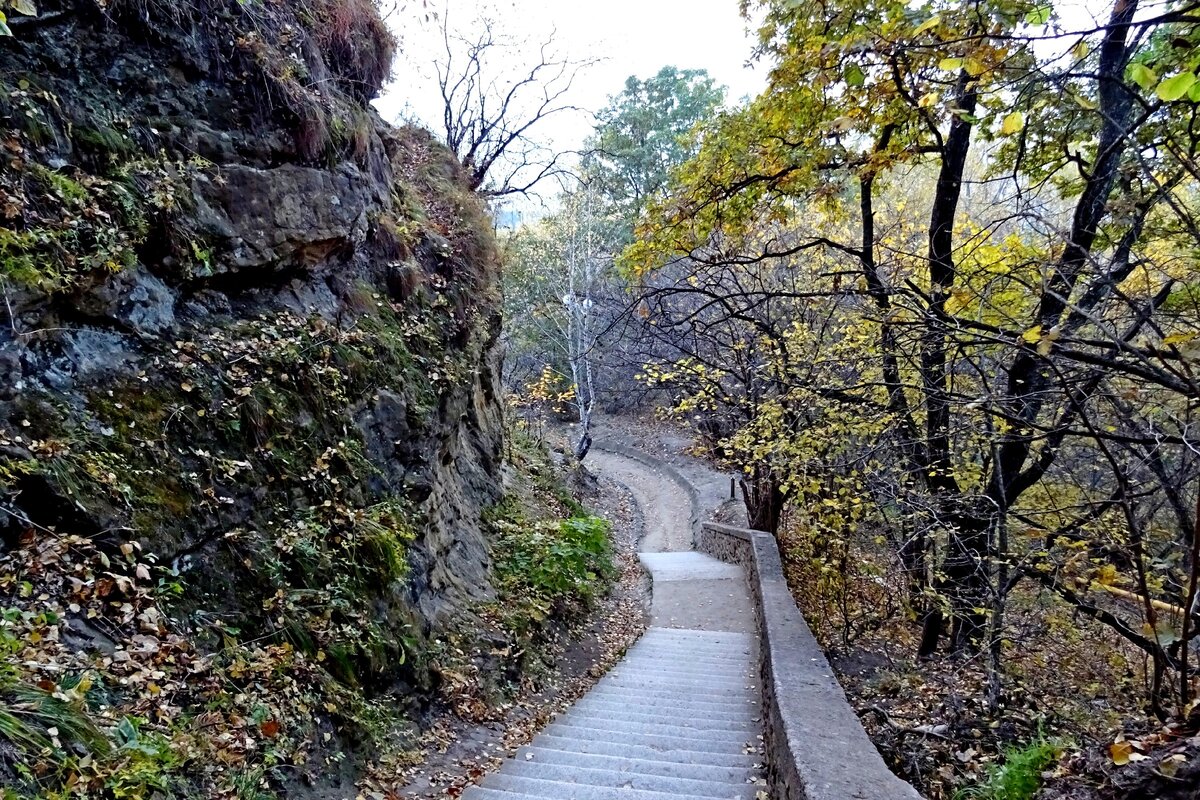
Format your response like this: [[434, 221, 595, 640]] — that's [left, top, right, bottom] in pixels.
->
[[939, 57, 963, 72], [1160, 753, 1186, 777], [1000, 111, 1025, 135], [946, 287, 972, 314], [913, 15, 941, 35], [1163, 332, 1196, 347], [1111, 740, 1132, 765], [1022, 325, 1043, 344]]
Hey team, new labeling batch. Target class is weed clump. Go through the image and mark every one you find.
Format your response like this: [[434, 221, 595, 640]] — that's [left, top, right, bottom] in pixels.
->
[[955, 734, 1064, 800]]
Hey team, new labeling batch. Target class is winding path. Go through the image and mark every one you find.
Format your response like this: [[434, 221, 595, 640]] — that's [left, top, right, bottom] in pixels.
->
[[463, 446, 765, 800]]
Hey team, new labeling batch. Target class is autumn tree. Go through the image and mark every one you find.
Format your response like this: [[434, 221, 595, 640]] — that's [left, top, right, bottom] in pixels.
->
[[503, 67, 729, 429], [628, 0, 1200, 711], [583, 66, 725, 230]]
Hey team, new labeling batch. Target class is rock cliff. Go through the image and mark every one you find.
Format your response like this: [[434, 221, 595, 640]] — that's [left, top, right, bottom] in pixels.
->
[[0, 1, 510, 795]]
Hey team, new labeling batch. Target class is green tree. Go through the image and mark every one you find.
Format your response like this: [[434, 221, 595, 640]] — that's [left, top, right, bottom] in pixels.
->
[[584, 66, 725, 231]]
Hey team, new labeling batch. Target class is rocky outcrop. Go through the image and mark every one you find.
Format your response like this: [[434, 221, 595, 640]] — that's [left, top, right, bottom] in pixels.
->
[[0, 0, 503, 669]]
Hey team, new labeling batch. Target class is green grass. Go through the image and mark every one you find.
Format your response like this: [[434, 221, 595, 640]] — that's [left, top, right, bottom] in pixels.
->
[[955, 733, 1064, 800]]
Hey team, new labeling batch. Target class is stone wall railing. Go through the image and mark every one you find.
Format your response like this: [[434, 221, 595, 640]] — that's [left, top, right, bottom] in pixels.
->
[[699, 523, 923, 800]]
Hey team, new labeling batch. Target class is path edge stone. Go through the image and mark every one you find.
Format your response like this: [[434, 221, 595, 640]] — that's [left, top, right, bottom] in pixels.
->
[[700, 523, 924, 800]]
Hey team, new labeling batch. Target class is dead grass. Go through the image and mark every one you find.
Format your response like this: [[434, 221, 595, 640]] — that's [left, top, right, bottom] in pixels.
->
[[307, 0, 398, 101], [97, 0, 394, 164]]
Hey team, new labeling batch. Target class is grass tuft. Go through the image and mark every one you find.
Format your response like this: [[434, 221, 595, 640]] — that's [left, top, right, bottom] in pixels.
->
[[955, 733, 1064, 800]]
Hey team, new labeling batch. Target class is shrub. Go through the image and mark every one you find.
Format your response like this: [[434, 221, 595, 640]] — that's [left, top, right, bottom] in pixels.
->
[[491, 512, 614, 634]]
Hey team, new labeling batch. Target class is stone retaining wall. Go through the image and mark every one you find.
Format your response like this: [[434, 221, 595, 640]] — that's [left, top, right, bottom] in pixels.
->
[[699, 523, 923, 800]]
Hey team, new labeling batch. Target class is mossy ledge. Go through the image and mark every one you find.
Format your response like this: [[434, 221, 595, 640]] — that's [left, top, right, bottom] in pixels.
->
[[0, 2, 563, 797]]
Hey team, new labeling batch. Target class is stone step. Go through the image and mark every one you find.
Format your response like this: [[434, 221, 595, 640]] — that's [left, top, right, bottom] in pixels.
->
[[624, 650, 754, 666], [553, 706, 760, 732], [634, 636, 755, 650], [599, 676, 757, 696], [583, 687, 758, 712], [498, 760, 760, 798], [637, 627, 755, 644], [564, 698, 759, 727], [516, 745, 758, 784], [614, 661, 754, 680], [625, 647, 755, 664], [633, 632, 755, 647], [611, 660, 756, 676], [551, 712, 757, 744]]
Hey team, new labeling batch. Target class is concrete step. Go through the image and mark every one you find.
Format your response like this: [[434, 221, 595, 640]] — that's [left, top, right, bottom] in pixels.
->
[[619, 642, 748, 662], [551, 712, 758, 744], [481, 772, 757, 800], [628, 638, 748, 657], [625, 647, 754, 664], [570, 696, 759, 725], [638, 628, 755, 645], [615, 661, 754, 679], [554, 706, 760, 731], [637, 560, 745, 582], [541, 722, 760, 756], [528, 734, 761, 768], [634, 637, 755, 651], [616, 665, 753, 682], [611, 660, 756, 676], [499, 760, 760, 798], [599, 676, 757, 696], [583, 687, 758, 712], [516, 745, 758, 784]]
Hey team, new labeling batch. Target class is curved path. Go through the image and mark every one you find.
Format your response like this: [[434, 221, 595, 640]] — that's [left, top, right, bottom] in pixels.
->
[[463, 446, 764, 800]]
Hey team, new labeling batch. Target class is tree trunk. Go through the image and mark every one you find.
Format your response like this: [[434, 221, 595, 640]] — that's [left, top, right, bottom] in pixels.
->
[[741, 466, 784, 534], [946, 515, 992, 654]]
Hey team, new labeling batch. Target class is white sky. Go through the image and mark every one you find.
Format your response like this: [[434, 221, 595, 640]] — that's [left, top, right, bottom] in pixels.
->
[[374, 1, 768, 174]]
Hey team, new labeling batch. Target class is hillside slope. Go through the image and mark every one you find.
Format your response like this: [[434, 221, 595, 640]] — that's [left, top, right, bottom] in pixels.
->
[[0, 2, 515, 796]]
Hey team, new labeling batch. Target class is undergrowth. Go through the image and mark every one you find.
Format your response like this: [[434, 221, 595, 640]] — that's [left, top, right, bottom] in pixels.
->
[[955, 734, 1064, 800], [489, 509, 614, 636], [485, 430, 614, 638]]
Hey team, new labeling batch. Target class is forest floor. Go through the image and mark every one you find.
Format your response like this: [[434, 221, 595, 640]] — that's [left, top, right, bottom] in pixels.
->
[[393, 443, 649, 798], [776, 514, 1200, 800]]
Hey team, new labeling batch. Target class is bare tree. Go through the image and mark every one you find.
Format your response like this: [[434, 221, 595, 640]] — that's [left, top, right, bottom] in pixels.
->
[[432, 11, 592, 197]]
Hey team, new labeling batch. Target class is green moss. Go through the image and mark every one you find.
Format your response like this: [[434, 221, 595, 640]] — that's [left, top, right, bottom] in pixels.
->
[[28, 164, 89, 204], [73, 125, 138, 162], [0, 168, 148, 291], [481, 433, 613, 645]]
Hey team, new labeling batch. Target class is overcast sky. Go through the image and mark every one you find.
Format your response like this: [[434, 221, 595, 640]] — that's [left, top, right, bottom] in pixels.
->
[[374, 1, 768, 184], [370, 0, 1122, 207]]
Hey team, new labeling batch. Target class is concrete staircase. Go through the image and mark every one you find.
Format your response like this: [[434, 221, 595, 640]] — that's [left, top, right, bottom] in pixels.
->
[[463, 548, 764, 800]]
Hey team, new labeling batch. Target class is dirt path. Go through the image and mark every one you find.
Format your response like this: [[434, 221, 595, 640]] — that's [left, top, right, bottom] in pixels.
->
[[586, 449, 692, 552]]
